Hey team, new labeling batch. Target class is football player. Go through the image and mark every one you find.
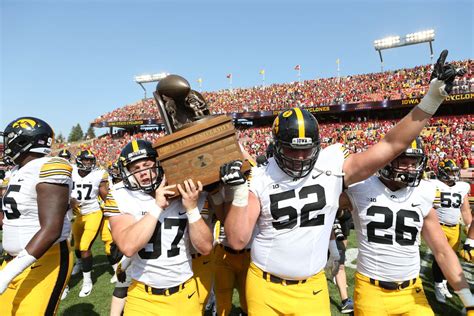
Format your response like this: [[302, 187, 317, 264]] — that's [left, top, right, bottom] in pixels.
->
[[106, 139, 213, 315], [220, 50, 471, 315], [0, 117, 73, 315], [340, 138, 473, 315], [460, 221, 474, 263], [58, 149, 72, 162], [71, 149, 109, 297], [430, 159, 471, 303]]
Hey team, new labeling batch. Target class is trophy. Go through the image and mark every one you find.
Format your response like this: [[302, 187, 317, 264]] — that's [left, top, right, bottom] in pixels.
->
[[153, 75, 248, 195]]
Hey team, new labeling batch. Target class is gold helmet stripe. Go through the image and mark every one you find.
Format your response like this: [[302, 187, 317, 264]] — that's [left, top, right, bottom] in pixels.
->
[[294, 108, 305, 138], [132, 140, 139, 152]]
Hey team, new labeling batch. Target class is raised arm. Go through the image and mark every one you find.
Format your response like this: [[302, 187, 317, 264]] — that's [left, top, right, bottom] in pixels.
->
[[343, 50, 466, 187]]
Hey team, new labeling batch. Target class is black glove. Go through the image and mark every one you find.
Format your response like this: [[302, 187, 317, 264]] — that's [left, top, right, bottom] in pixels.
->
[[109, 243, 124, 265], [220, 160, 246, 186], [430, 50, 467, 94]]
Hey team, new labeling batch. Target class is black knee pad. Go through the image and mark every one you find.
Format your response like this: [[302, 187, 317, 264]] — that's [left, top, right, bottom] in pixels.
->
[[113, 286, 128, 299]]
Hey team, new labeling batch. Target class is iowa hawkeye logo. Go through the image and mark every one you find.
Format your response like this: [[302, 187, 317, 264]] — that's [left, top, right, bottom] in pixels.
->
[[12, 119, 37, 129]]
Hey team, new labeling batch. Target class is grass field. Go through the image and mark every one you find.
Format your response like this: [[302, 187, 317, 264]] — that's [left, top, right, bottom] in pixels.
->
[[1, 230, 472, 315]]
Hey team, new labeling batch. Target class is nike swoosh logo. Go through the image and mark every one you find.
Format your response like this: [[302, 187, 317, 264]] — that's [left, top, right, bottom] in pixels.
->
[[31, 265, 42, 270], [188, 291, 196, 299], [411, 203, 421, 207], [313, 290, 322, 295], [18, 179, 24, 182], [178, 211, 187, 216], [203, 261, 210, 265]]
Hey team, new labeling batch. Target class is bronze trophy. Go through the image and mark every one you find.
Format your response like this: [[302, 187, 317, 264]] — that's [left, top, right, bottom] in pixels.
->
[[153, 75, 248, 195]]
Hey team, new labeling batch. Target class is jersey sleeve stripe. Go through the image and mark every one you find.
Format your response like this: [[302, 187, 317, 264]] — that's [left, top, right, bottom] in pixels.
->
[[39, 171, 73, 178]]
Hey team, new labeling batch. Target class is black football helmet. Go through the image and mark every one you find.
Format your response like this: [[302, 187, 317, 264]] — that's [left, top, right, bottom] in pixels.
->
[[1, 117, 54, 165], [118, 139, 163, 193], [58, 149, 72, 160], [76, 150, 96, 172], [379, 137, 427, 187], [108, 161, 122, 184], [272, 108, 321, 178], [437, 159, 460, 185]]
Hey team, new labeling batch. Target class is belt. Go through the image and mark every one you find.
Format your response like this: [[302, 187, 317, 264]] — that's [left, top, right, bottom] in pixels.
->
[[370, 277, 417, 290], [191, 253, 202, 259], [220, 244, 250, 255], [262, 271, 307, 286], [144, 280, 187, 296], [440, 223, 457, 228]]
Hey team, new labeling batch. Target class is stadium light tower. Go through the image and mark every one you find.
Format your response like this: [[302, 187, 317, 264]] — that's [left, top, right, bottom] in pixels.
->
[[134, 72, 169, 98], [374, 29, 435, 72]]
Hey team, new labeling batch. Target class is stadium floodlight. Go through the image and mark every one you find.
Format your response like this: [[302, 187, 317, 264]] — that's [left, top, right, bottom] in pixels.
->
[[134, 72, 170, 98], [374, 29, 435, 71]]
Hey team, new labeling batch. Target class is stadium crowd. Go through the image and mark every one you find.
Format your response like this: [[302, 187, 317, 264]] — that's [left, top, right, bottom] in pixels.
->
[[58, 115, 473, 173], [92, 60, 473, 124]]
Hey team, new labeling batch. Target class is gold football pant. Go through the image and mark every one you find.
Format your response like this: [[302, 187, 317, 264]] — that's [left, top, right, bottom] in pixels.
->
[[214, 244, 250, 315], [0, 240, 73, 316], [354, 272, 433, 316], [246, 262, 330, 316], [124, 278, 201, 316], [440, 224, 461, 250], [192, 252, 215, 312], [72, 210, 103, 252], [101, 217, 113, 256]]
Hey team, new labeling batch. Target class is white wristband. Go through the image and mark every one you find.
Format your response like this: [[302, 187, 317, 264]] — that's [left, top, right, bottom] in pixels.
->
[[416, 78, 447, 115], [455, 288, 474, 307], [232, 184, 248, 207], [186, 207, 202, 224], [147, 204, 163, 219], [466, 238, 474, 247]]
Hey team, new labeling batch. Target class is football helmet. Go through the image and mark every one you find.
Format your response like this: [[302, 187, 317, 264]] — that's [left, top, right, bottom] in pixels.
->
[[118, 139, 163, 193], [58, 149, 72, 160], [272, 108, 321, 178], [437, 159, 460, 184], [1, 117, 54, 165], [379, 137, 427, 187], [108, 161, 121, 184], [76, 150, 96, 172]]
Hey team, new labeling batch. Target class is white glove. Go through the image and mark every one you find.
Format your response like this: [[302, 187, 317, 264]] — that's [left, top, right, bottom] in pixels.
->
[[0, 249, 37, 294]]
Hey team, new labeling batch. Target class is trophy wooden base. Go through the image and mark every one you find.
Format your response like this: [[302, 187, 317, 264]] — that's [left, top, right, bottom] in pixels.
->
[[153, 115, 248, 196]]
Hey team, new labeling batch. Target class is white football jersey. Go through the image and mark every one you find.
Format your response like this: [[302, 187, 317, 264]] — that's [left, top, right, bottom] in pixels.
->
[[2, 157, 73, 255], [105, 182, 207, 288], [431, 179, 470, 226], [249, 143, 346, 279], [72, 166, 108, 215], [346, 176, 435, 281]]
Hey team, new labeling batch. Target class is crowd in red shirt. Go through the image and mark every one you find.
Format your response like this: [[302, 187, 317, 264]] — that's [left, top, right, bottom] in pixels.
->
[[92, 60, 473, 124]]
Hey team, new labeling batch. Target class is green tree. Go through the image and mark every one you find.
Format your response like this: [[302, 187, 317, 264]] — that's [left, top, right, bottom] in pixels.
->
[[85, 126, 96, 139], [56, 133, 65, 143], [68, 124, 84, 142]]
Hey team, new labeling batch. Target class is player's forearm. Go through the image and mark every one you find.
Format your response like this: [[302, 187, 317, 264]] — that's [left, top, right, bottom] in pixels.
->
[[434, 247, 469, 291], [224, 204, 252, 250], [25, 224, 64, 259], [188, 219, 213, 255], [461, 202, 472, 227], [113, 214, 159, 257]]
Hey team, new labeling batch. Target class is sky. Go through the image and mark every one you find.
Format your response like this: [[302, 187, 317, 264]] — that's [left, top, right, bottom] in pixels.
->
[[1, 0, 473, 138]]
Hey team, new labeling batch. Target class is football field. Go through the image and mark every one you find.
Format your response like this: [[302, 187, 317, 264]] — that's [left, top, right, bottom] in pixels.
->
[[0, 230, 471, 315]]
